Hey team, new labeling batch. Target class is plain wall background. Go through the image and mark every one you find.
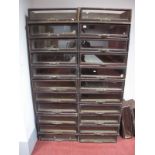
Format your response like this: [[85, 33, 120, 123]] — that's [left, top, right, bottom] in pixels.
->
[[30, 0, 135, 100]]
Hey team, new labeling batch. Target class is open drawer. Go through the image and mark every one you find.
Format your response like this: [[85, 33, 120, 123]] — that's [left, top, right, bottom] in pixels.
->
[[29, 24, 77, 38], [35, 93, 77, 103], [38, 133, 77, 141], [80, 125, 119, 134], [80, 114, 120, 125], [80, 67, 125, 79], [80, 92, 122, 103], [31, 53, 77, 66], [33, 80, 77, 92], [37, 114, 77, 125], [39, 124, 77, 134], [80, 23, 129, 38], [80, 104, 121, 114], [80, 39, 127, 52], [37, 103, 77, 114], [80, 53, 126, 66], [79, 135, 117, 143], [32, 67, 77, 79], [29, 9, 78, 21], [30, 39, 77, 51], [80, 80, 123, 93]]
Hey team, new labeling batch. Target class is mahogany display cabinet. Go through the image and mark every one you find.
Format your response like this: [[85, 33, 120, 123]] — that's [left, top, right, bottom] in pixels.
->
[[26, 8, 131, 143]]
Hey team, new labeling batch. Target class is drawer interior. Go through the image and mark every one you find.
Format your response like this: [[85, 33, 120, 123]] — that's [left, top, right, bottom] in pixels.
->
[[80, 93, 122, 103], [29, 24, 77, 36], [33, 80, 76, 92], [30, 39, 77, 50], [80, 115, 119, 125], [80, 80, 123, 91], [38, 103, 77, 113], [81, 68, 124, 79], [80, 24, 129, 37], [38, 115, 77, 125], [31, 53, 77, 64]]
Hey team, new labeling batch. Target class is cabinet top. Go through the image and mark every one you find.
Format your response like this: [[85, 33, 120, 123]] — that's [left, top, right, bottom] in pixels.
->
[[28, 8, 131, 24]]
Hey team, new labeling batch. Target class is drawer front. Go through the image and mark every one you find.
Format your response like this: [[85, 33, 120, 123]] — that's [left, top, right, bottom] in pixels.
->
[[80, 105, 121, 115], [37, 103, 77, 114], [80, 92, 122, 103], [31, 53, 77, 65], [39, 124, 77, 134], [80, 80, 124, 93], [79, 135, 117, 143], [29, 24, 77, 38], [37, 115, 77, 125], [32, 67, 77, 79], [80, 115, 120, 125], [80, 24, 129, 38], [33, 80, 77, 92], [30, 39, 77, 51], [80, 67, 125, 79], [80, 53, 126, 66], [80, 125, 119, 134], [80, 39, 128, 51], [38, 133, 77, 141]]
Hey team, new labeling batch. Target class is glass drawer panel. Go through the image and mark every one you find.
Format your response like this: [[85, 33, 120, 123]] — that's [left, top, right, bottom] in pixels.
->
[[38, 115, 77, 125], [80, 81, 123, 92], [38, 103, 77, 113], [29, 9, 77, 21], [36, 93, 76, 102], [30, 39, 77, 51], [29, 24, 77, 37], [80, 40, 127, 50], [33, 80, 76, 92], [39, 124, 77, 134], [39, 134, 77, 141], [79, 135, 117, 143], [80, 54, 126, 65], [80, 9, 131, 22], [81, 68, 124, 79], [80, 93, 121, 103], [31, 53, 77, 65], [32, 67, 76, 79], [80, 24, 129, 38], [80, 105, 121, 114], [80, 126, 118, 134], [80, 115, 119, 125]]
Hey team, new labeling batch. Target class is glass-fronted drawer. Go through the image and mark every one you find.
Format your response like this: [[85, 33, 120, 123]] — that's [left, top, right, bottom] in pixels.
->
[[80, 8, 131, 22], [29, 24, 77, 37], [80, 39, 127, 51], [79, 135, 117, 143], [80, 24, 129, 38], [30, 39, 77, 51], [80, 80, 123, 92], [39, 134, 77, 141], [37, 115, 77, 125], [31, 53, 77, 65], [38, 103, 77, 113], [33, 80, 76, 92], [80, 67, 125, 79], [29, 9, 78, 21], [80, 105, 121, 114], [39, 124, 77, 134], [36, 93, 76, 103], [32, 67, 77, 79], [80, 53, 126, 66], [80, 93, 121, 103], [80, 115, 120, 125], [80, 125, 119, 134]]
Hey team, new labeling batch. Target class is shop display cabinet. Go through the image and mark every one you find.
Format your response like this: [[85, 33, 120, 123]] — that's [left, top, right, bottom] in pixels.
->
[[26, 8, 131, 142]]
